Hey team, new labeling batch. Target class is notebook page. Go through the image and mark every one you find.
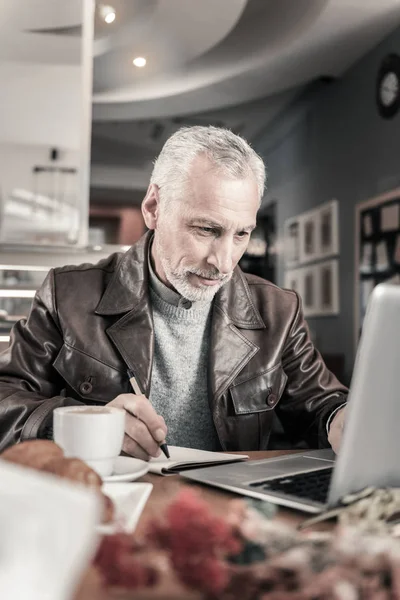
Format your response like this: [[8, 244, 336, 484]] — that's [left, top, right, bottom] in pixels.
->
[[148, 445, 248, 475]]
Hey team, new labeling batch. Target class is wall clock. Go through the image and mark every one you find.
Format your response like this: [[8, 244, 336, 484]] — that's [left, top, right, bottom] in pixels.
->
[[376, 53, 400, 119]]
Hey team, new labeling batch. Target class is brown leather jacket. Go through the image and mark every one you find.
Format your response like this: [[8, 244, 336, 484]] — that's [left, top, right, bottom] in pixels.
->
[[0, 233, 347, 452]]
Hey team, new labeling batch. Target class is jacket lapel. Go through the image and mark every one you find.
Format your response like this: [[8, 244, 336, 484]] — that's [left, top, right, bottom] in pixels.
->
[[95, 232, 266, 400], [209, 269, 266, 401], [95, 233, 154, 396], [106, 307, 153, 396]]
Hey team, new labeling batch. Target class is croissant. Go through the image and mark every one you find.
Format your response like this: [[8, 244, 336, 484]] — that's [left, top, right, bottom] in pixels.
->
[[0, 440, 114, 524], [42, 456, 102, 488], [1, 439, 64, 470]]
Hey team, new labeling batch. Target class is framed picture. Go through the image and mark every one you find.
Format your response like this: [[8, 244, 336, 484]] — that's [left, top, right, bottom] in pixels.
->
[[284, 269, 303, 298], [317, 259, 339, 316], [319, 199, 339, 259], [285, 267, 310, 314], [355, 188, 400, 351], [302, 266, 317, 316], [301, 265, 319, 317], [299, 209, 319, 264], [284, 200, 339, 269], [283, 216, 302, 267], [283, 201, 340, 318], [284, 260, 339, 317]]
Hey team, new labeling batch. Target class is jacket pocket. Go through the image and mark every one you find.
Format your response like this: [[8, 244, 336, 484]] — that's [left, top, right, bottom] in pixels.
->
[[229, 363, 288, 415], [53, 344, 127, 403]]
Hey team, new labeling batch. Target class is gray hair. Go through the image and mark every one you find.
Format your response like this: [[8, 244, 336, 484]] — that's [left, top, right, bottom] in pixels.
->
[[149, 125, 266, 206]]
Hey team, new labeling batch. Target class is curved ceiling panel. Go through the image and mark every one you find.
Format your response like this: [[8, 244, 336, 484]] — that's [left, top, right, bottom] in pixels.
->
[[93, 0, 247, 92], [92, 0, 326, 102], [150, 0, 248, 62], [93, 0, 158, 57], [193, 0, 329, 66], [93, 0, 400, 121], [92, 66, 304, 122]]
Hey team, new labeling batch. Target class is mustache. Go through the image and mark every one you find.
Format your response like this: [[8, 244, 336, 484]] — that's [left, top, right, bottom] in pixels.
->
[[187, 267, 231, 281]]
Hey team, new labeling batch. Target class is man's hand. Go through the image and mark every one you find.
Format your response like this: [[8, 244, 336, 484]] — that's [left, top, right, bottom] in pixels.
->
[[108, 393, 167, 461], [327, 406, 346, 454]]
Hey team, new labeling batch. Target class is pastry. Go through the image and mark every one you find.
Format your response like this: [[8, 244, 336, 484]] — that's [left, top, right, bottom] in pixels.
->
[[1, 439, 63, 470], [42, 456, 102, 488], [1, 441, 115, 524]]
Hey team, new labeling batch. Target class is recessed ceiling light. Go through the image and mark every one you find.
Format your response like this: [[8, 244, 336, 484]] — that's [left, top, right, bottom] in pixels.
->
[[133, 57, 146, 68], [99, 5, 116, 24], [105, 12, 115, 24]]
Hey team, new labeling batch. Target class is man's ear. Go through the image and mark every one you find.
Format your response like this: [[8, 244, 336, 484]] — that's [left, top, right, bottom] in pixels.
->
[[141, 184, 160, 230]]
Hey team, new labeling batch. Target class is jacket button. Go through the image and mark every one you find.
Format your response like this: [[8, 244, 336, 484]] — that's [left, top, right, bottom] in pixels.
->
[[267, 393, 277, 407], [79, 381, 93, 395]]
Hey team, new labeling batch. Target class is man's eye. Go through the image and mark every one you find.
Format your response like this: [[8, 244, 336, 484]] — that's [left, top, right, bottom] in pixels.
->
[[237, 231, 249, 239], [199, 227, 214, 234]]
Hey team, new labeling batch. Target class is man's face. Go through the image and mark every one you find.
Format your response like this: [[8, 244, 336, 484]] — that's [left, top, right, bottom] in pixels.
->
[[147, 156, 260, 302]]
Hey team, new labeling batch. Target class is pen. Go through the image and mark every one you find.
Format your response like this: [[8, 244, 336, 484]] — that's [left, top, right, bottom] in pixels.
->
[[127, 369, 170, 459]]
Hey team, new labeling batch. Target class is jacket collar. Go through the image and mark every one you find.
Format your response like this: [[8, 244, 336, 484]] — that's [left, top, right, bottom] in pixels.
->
[[95, 230, 265, 330], [95, 232, 151, 316], [214, 268, 265, 330]]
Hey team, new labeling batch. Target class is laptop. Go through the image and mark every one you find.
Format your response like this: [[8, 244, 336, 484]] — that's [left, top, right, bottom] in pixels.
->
[[183, 283, 400, 513]]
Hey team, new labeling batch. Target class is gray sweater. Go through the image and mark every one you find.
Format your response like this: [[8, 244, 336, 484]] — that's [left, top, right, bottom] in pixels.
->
[[148, 264, 220, 450]]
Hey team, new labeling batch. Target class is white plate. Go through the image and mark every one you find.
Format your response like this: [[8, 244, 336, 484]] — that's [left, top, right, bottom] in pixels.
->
[[98, 482, 153, 534], [102, 456, 149, 483]]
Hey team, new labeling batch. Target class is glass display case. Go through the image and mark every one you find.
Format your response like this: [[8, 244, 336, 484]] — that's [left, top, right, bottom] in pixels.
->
[[0, 266, 48, 342], [0, 244, 129, 349]]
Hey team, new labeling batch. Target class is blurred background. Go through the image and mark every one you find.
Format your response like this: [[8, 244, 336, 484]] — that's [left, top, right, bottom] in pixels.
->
[[2, 0, 400, 385]]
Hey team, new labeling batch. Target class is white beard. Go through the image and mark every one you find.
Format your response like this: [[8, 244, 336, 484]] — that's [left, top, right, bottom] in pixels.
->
[[154, 237, 232, 302]]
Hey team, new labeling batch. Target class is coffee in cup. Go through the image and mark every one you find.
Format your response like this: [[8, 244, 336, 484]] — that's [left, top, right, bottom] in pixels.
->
[[53, 405, 125, 477]]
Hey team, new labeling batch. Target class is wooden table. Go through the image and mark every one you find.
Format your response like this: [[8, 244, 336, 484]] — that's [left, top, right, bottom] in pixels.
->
[[108, 450, 321, 600]]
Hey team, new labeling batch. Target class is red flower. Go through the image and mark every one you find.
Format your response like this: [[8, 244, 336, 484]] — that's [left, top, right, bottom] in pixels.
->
[[94, 533, 158, 589], [146, 489, 241, 595]]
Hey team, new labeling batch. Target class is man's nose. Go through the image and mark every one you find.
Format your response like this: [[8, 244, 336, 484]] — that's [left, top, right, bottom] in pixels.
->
[[207, 240, 234, 275]]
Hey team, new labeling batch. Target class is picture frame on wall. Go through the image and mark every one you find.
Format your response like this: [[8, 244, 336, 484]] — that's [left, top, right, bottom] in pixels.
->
[[283, 216, 302, 267], [284, 268, 303, 298], [299, 209, 319, 264], [283, 199, 339, 268], [302, 264, 319, 316], [319, 199, 339, 259], [317, 259, 339, 316], [284, 260, 339, 317], [283, 200, 340, 318]]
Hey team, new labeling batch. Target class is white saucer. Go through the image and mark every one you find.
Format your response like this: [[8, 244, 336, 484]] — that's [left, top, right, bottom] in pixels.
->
[[102, 456, 149, 483], [98, 482, 153, 534]]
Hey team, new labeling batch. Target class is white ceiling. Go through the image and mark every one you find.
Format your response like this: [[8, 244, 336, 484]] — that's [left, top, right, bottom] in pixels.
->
[[91, 0, 400, 120], [3, 0, 400, 199]]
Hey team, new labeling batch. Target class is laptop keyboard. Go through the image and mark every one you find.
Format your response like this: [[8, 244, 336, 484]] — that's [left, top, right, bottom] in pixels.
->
[[249, 467, 333, 504]]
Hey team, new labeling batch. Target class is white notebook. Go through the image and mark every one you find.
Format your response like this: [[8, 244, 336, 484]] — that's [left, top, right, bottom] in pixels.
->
[[148, 446, 248, 475]]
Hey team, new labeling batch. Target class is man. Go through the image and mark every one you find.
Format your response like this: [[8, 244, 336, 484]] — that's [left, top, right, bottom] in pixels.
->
[[0, 126, 346, 458]]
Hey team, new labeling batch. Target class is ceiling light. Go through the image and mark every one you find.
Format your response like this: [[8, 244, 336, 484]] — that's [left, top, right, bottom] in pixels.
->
[[100, 5, 116, 24], [133, 57, 146, 68], [105, 12, 115, 24]]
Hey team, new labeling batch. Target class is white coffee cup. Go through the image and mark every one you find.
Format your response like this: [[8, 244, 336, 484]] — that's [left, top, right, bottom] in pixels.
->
[[53, 406, 125, 477]]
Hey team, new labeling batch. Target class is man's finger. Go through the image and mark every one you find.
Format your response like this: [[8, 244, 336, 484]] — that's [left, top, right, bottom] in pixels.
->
[[122, 433, 150, 461], [124, 413, 162, 457], [122, 395, 167, 441], [108, 393, 167, 454]]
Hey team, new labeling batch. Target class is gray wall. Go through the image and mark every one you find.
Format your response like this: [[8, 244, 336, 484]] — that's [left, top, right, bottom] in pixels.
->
[[254, 26, 400, 384]]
